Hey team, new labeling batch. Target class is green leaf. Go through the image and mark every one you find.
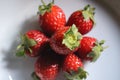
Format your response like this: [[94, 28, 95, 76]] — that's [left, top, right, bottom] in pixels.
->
[[28, 48, 33, 54], [82, 4, 95, 24], [28, 39, 37, 47], [16, 34, 37, 57], [64, 68, 88, 80], [87, 40, 106, 62], [16, 48, 25, 57], [38, 0, 54, 15], [64, 71, 72, 80], [31, 72, 40, 80], [23, 35, 37, 53], [17, 44, 22, 50], [99, 40, 105, 45], [23, 35, 37, 47], [62, 24, 82, 50]]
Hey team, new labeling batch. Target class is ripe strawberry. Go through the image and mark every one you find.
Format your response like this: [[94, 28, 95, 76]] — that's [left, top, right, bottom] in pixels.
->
[[77, 36, 105, 62], [16, 30, 49, 57], [34, 48, 61, 80], [63, 53, 83, 72], [67, 5, 95, 35], [38, 0, 66, 36], [63, 53, 87, 80], [50, 24, 82, 55]]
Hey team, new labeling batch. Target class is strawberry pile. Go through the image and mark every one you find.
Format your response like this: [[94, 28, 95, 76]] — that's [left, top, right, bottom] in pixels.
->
[[16, 0, 106, 80]]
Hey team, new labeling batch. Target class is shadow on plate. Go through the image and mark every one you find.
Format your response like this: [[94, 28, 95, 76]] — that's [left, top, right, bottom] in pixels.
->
[[2, 15, 40, 80], [2, 15, 65, 80]]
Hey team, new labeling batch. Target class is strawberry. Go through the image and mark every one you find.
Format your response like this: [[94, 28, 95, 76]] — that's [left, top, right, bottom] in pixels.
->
[[67, 5, 95, 35], [63, 53, 87, 80], [50, 24, 82, 55], [16, 30, 49, 57], [77, 36, 105, 62], [34, 48, 61, 80], [38, 0, 66, 37]]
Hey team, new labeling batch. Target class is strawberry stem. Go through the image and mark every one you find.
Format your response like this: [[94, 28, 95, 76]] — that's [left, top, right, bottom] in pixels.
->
[[38, 0, 54, 15], [64, 68, 88, 80], [82, 4, 95, 24], [41, 0, 46, 6], [16, 34, 37, 57], [62, 24, 82, 50], [87, 40, 106, 62]]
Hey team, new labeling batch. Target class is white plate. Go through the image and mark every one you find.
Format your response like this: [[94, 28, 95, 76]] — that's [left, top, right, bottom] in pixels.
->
[[0, 0, 120, 80]]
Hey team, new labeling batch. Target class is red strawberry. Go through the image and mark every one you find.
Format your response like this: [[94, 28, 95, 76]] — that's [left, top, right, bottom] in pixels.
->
[[77, 36, 105, 62], [50, 24, 82, 55], [34, 49, 61, 80], [67, 5, 95, 35], [16, 30, 49, 57], [63, 53, 83, 72], [63, 53, 87, 80], [38, 0, 66, 37]]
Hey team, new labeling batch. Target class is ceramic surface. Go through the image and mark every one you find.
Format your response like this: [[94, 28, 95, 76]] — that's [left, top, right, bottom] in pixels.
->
[[0, 0, 120, 80]]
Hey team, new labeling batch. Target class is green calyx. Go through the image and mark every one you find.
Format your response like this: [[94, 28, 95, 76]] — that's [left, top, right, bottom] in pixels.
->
[[87, 40, 106, 62], [62, 24, 82, 50], [31, 72, 40, 80], [64, 68, 88, 80], [82, 4, 95, 24], [38, 0, 54, 15], [16, 34, 37, 57]]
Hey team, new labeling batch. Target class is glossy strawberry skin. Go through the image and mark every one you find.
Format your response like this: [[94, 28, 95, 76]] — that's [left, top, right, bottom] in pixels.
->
[[67, 11, 93, 35], [50, 27, 78, 55], [39, 5, 66, 37], [77, 36, 96, 61], [35, 49, 61, 80], [25, 30, 49, 57], [63, 53, 83, 72]]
